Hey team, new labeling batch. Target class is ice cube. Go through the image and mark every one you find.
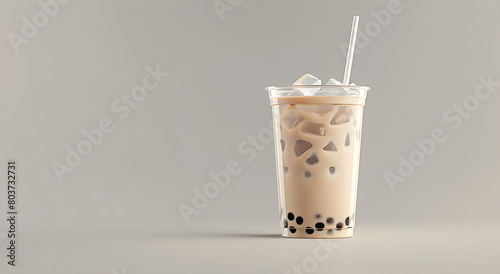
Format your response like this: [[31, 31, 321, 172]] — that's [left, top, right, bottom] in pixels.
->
[[323, 141, 337, 151], [312, 90, 326, 96], [323, 88, 346, 96], [294, 73, 321, 85], [330, 106, 353, 125], [306, 153, 319, 165], [295, 139, 313, 157], [296, 105, 333, 116], [324, 78, 349, 96], [346, 83, 361, 96], [293, 74, 321, 96], [301, 121, 326, 136], [326, 78, 343, 85], [287, 89, 304, 97], [282, 110, 304, 129]]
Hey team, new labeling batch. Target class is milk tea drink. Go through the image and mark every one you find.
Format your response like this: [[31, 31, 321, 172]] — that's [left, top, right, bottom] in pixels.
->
[[267, 85, 370, 238]]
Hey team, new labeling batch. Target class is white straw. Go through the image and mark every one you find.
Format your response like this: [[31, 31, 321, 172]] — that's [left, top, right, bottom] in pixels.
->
[[342, 16, 360, 85]]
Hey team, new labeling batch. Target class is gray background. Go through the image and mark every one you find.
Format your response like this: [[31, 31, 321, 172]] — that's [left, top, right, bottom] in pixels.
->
[[0, 0, 499, 273]]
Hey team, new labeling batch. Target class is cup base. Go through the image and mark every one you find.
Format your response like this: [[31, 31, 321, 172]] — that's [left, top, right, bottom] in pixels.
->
[[282, 227, 353, 239]]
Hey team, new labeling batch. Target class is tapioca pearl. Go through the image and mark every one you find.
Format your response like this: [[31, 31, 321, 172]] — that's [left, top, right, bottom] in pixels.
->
[[345, 217, 350, 226], [316, 228, 324, 231], [287, 212, 295, 221], [283, 167, 289, 173], [304, 171, 312, 178], [336, 222, 344, 230], [296, 216, 304, 225], [326, 217, 334, 225], [284, 220, 288, 228], [290, 226, 296, 233], [305, 227, 314, 234], [315, 222, 325, 229], [329, 167, 335, 174], [315, 214, 321, 219], [280, 140, 285, 151], [327, 230, 333, 235]]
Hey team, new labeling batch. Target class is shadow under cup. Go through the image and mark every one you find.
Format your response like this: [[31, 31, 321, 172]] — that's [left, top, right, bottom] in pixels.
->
[[266, 85, 370, 238]]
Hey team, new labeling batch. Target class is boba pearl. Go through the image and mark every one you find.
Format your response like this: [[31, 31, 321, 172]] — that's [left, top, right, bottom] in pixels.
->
[[296, 216, 304, 225], [315, 222, 325, 229]]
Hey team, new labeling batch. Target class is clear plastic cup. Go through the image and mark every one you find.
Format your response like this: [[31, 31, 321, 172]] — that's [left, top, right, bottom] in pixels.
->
[[266, 85, 370, 238]]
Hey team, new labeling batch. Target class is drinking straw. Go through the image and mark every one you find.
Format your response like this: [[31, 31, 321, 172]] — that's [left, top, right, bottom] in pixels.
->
[[342, 16, 360, 85]]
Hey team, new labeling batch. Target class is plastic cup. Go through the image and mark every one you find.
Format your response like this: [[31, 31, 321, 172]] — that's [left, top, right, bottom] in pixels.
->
[[266, 85, 370, 238]]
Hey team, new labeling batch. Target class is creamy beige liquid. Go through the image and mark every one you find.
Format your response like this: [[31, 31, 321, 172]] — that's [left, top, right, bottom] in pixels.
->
[[272, 97, 364, 238]]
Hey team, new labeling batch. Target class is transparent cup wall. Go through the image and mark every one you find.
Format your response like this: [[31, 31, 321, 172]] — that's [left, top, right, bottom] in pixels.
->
[[268, 86, 369, 238]]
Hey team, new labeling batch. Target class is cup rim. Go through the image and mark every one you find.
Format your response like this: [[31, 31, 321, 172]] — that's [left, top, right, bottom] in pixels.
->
[[265, 85, 371, 92]]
